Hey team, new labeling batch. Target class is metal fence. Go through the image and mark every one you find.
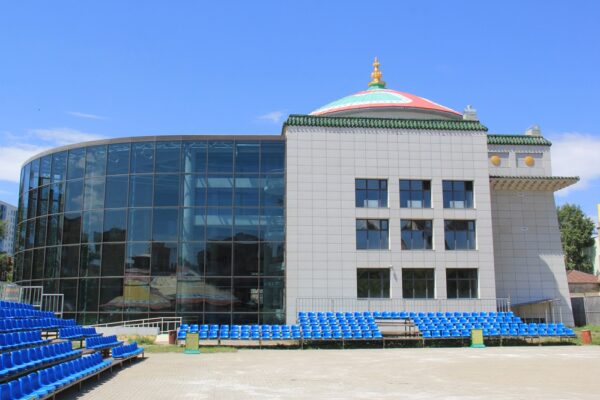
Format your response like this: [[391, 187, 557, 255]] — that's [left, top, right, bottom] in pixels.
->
[[93, 317, 183, 334], [41, 293, 64, 318], [19, 286, 43, 308], [0, 282, 21, 302], [296, 297, 511, 314]]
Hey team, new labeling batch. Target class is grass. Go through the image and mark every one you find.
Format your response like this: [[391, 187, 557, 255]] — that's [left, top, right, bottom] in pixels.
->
[[572, 325, 600, 345]]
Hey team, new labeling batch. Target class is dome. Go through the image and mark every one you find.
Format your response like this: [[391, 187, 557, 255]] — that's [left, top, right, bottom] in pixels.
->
[[310, 58, 462, 120]]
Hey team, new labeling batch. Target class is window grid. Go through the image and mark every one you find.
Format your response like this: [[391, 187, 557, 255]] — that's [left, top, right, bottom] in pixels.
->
[[356, 219, 389, 250], [446, 269, 478, 299], [401, 220, 433, 250], [442, 180, 474, 209], [402, 268, 435, 299], [355, 179, 388, 208], [400, 180, 431, 208]]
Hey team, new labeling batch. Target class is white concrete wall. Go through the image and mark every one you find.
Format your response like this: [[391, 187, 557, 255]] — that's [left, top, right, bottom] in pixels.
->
[[285, 126, 496, 323], [487, 145, 552, 176]]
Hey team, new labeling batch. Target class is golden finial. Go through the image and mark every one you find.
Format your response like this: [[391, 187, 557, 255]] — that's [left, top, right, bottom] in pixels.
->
[[368, 57, 386, 89]]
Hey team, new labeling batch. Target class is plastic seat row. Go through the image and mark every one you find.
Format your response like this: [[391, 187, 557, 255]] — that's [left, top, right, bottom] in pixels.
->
[[374, 311, 515, 319], [0, 318, 75, 333], [0, 352, 112, 400], [0, 341, 80, 378], [0, 308, 55, 320], [0, 330, 51, 352], [112, 343, 144, 359], [59, 326, 100, 340], [85, 335, 123, 350], [0, 301, 34, 310]]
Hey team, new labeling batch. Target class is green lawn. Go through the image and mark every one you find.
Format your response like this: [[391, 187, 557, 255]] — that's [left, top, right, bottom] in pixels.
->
[[572, 325, 600, 345]]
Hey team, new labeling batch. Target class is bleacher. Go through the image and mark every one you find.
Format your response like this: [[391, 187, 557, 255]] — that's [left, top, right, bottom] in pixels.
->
[[0, 300, 144, 399]]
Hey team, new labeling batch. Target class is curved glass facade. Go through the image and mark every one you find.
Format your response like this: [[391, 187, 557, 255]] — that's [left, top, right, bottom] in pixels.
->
[[14, 137, 285, 325]]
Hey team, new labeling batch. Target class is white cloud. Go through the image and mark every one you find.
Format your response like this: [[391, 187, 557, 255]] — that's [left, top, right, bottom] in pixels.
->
[[551, 133, 600, 196], [67, 111, 106, 120], [0, 144, 48, 182], [30, 128, 105, 146], [258, 111, 285, 124]]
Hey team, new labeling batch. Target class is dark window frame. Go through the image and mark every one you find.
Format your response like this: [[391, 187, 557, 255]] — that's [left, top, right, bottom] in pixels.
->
[[355, 179, 388, 208], [400, 179, 431, 208], [446, 268, 478, 299], [401, 219, 433, 250], [402, 268, 435, 299], [357, 268, 390, 299], [442, 180, 474, 209], [356, 219, 389, 250]]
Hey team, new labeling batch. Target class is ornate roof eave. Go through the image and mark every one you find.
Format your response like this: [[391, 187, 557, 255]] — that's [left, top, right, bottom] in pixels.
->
[[488, 134, 552, 146], [490, 175, 579, 192]]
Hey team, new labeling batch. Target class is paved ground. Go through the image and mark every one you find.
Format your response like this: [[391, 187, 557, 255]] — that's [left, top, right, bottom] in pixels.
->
[[71, 346, 599, 399]]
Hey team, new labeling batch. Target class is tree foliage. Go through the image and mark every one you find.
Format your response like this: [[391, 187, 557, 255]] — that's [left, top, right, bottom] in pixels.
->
[[557, 204, 595, 273], [0, 220, 6, 240]]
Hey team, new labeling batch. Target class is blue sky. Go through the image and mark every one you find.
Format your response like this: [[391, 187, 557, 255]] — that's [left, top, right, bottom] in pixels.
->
[[1, 1, 599, 220]]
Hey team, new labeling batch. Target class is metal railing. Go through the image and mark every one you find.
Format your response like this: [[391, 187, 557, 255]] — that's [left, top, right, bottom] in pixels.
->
[[93, 317, 183, 334], [19, 286, 43, 308], [41, 293, 64, 318], [0, 282, 21, 302], [296, 297, 511, 314], [0, 282, 64, 317]]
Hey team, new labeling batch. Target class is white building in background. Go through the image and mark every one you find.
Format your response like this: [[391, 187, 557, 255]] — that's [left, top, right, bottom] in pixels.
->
[[0, 200, 17, 255], [284, 58, 578, 325]]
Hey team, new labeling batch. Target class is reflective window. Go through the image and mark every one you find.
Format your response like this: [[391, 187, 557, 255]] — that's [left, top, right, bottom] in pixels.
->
[[130, 142, 155, 173], [46, 214, 63, 246], [129, 175, 153, 207], [180, 208, 205, 242], [44, 246, 60, 279], [60, 245, 80, 278], [155, 141, 181, 173], [126, 242, 151, 275], [22, 163, 31, 193], [260, 208, 284, 242], [234, 208, 260, 240], [207, 141, 233, 174], [37, 185, 49, 216], [81, 210, 104, 243], [176, 281, 204, 313], [235, 142, 260, 173], [260, 277, 284, 313], [179, 242, 205, 278], [261, 175, 284, 207], [48, 182, 65, 215], [152, 208, 179, 242], [260, 242, 284, 276], [234, 175, 260, 207], [124, 277, 149, 312], [80, 243, 102, 277], [102, 243, 125, 276], [22, 250, 32, 281], [181, 175, 206, 207], [204, 278, 232, 312], [103, 209, 127, 242], [60, 279, 78, 312], [261, 141, 284, 173], [34, 216, 47, 247], [51, 151, 67, 182], [62, 212, 82, 244], [78, 278, 99, 312], [29, 158, 40, 189], [356, 219, 389, 250], [154, 174, 180, 206], [99, 278, 124, 311], [402, 269, 434, 299], [446, 269, 478, 299], [207, 175, 233, 206], [107, 143, 130, 175], [40, 155, 52, 186], [27, 189, 38, 220], [151, 242, 177, 276], [400, 180, 431, 208], [233, 278, 259, 312], [25, 219, 35, 249], [105, 176, 128, 208], [151, 277, 176, 311], [128, 208, 152, 242], [67, 148, 86, 180], [85, 145, 107, 177], [181, 141, 206, 174], [357, 269, 390, 298], [32, 248, 45, 280], [355, 179, 388, 208], [65, 180, 84, 212], [443, 181, 474, 209], [206, 243, 232, 276], [401, 220, 433, 250], [206, 208, 232, 241], [444, 220, 476, 250], [233, 243, 259, 276], [83, 177, 105, 210]]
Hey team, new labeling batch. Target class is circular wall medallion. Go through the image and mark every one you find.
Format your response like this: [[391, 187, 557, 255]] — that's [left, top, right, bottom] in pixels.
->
[[524, 156, 535, 167], [490, 155, 501, 166]]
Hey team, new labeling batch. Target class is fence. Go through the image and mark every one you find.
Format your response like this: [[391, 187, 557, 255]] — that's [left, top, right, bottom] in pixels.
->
[[0, 282, 64, 317], [93, 317, 183, 334], [41, 293, 64, 318], [296, 297, 511, 314], [571, 295, 600, 326]]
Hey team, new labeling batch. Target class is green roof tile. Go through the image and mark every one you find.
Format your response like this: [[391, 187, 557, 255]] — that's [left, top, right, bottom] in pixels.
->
[[283, 114, 488, 132], [487, 134, 552, 146]]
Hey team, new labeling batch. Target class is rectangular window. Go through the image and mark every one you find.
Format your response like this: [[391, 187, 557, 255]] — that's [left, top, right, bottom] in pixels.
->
[[444, 220, 476, 250], [401, 220, 433, 250], [357, 269, 390, 298], [442, 180, 474, 209], [356, 219, 389, 250], [400, 180, 431, 208], [402, 269, 434, 298], [446, 269, 478, 299], [355, 179, 388, 208]]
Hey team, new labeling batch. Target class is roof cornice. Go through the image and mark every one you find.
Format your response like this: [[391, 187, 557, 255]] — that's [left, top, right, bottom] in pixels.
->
[[487, 134, 552, 146]]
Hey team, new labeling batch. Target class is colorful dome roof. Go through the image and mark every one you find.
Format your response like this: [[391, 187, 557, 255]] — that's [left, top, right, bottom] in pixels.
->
[[310, 58, 462, 119]]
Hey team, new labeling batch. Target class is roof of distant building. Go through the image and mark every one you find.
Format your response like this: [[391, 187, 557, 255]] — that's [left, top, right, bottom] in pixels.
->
[[567, 269, 599, 284]]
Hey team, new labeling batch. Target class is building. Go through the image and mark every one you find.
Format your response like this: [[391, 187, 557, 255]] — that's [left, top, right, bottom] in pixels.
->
[[0, 200, 17, 255], [583, 204, 599, 275], [11, 59, 578, 325], [567, 269, 600, 295]]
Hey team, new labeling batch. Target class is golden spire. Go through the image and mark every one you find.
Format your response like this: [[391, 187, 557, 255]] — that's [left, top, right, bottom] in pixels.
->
[[368, 57, 386, 89]]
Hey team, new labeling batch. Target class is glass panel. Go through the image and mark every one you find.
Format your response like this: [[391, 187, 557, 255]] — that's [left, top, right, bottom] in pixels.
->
[[60, 245, 80, 277], [176, 281, 204, 313], [261, 175, 284, 207], [126, 242, 151, 275], [80, 243, 102, 277], [261, 141, 284, 173], [62, 212, 81, 244], [205, 242, 232, 276], [123, 277, 149, 312], [150, 277, 176, 311], [181, 174, 206, 207], [180, 208, 205, 242], [51, 151, 67, 182], [48, 182, 65, 215], [155, 141, 181, 173], [128, 208, 152, 242], [25, 219, 35, 249], [103, 209, 127, 242], [233, 242, 259, 276], [46, 214, 63, 246], [234, 208, 260, 241], [22, 250, 32, 281], [154, 174, 180, 206], [101, 243, 125, 276], [82, 210, 104, 244], [235, 141, 260, 173], [65, 180, 84, 212], [129, 175, 153, 207], [203, 278, 233, 312], [130, 142, 155, 173], [39, 155, 52, 186], [233, 277, 259, 312], [152, 208, 178, 242], [78, 278, 99, 312], [260, 277, 284, 313], [179, 242, 205, 278], [34, 216, 47, 247], [60, 279, 78, 312], [206, 175, 233, 207], [260, 242, 284, 276], [29, 158, 40, 189], [234, 175, 260, 207], [207, 141, 233, 174], [44, 246, 60, 280], [151, 242, 177, 276], [67, 148, 86, 180], [99, 278, 124, 312], [107, 143, 130, 175], [206, 208, 232, 241], [85, 145, 106, 177], [260, 208, 284, 242], [105, 175, 128, 208], [83, 177, 105, 210], [32, 248, 45, 280], [181, 141, 206, 174]]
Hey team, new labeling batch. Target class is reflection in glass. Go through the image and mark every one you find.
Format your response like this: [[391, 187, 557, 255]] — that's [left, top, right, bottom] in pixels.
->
[[22, 250, 32, 281], [44, 246, 60, 279], [129, 175, 152, 207], [181, 141, 206, 174], [102, 243, 125, 276], [234, 208, 260, 240], [233, 277, 259, 312], [207, 141, 233, 174], [235, 142, 260, 173], [176, 281, 204, 313], [60, 279, 78, 312], [105, 175, 128, 208], [154, 174, 180, 206], [155, 141, 181, 173], [181, 175, 206, 207], [152, 208, 178, 242], [260, 242, 284, 276], [150, 277, 176, 311], [48, 182, 65, 215], [123, 277, 150, 312], [37, 185, 49, 216], [260, 277, 284, 312], [46, 214, 63, 246], [204, 278, 233, 312], [261, 208, 284, 242], [206, 208, 232, 241], [32, 248, 45, 280], [34, 216, 47, 247], [207, 175, 233, 206], [130, 142, 155, 173], [51, 151, 67, 182], [62, 212, 82, 244], [128, 208, 152, 242], [67, 148, 86, 180], [261, 141, 285, 173], [78, 278, 99, 312], [233, 243, 259, 276], [99, 278, 124, 311], [65, 180, 84, 212], [27, 189, 37, 220], [82, 210, 103, 243], [151, 242, 177, 276], [107, 143, 130, 175], [179, 242, 205, 278], [234, 175, 260, 207], [103, 209, 127, 242], [126, 242, 151, 275], [80, 243, 102, 277], [60, 245, 80, 278], [40, 155, 52, 186], [29, 158, 40, 189], [85, 145, 107, 177], [180, 208, 205, 242], [261, 175, 284, 207], [205, 242, 232, 276], [84, 177, 105, 210]]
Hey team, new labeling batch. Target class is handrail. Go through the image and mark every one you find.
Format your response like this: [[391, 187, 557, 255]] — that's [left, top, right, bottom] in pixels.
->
[[93, 317, 182, 334]]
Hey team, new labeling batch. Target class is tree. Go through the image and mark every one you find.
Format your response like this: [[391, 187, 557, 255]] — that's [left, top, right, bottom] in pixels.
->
[[557, 204, 595, 273], [0, 220, 6, 240], [0, 221, 12, 281]]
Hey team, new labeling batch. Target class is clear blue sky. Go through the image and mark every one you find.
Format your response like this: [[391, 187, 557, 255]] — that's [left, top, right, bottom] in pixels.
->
[[1, 1, 599, 220]]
